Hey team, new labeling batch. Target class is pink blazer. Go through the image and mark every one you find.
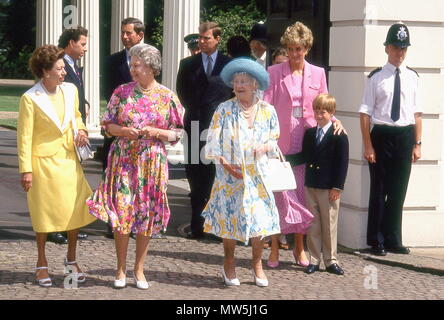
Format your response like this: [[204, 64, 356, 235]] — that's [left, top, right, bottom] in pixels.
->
[[264, 60, 328, 154]]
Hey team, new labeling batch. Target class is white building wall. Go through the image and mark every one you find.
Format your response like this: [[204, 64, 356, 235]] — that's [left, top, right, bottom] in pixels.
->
[[330, 0, 444, 248]]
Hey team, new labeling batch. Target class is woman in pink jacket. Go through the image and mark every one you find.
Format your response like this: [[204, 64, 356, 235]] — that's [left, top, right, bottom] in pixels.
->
[[264, 22, 344, 268]]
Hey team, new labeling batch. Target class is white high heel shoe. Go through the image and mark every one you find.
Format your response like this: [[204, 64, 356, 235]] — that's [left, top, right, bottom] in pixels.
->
[[64, 259, 86, 283], [134, 275, 149, 290], [35, 266, 52, 287], [221, 268, 240, 286], [252, 269, 268, 287], [114, 276, 126, 289]]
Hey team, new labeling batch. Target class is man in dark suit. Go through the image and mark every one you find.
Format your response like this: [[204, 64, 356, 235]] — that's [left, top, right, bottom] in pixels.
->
[[104, 17, 144, 102], [176, 22, 232, 239], [101, 17, 145, 239], [286, 94, 349, 275], [58, 26, 89, 123], [46, 26, 89, 244]]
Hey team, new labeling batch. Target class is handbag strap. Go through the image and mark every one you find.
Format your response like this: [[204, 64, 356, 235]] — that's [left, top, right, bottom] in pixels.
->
[[275, 145, 285, 162]]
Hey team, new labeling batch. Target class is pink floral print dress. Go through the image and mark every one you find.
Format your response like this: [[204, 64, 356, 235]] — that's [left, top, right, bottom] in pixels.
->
[[87, 82, 184, 236]]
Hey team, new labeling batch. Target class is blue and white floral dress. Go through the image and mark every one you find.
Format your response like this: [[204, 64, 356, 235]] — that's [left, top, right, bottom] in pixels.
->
[[201, 98, 281, 244]]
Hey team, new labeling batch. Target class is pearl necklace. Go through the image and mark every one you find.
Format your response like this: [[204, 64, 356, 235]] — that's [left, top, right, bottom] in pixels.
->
[[239, 100, 257, 119], [137, 82, 158, 93]]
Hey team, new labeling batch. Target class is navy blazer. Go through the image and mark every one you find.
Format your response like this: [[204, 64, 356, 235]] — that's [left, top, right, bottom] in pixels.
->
[[286, 125, 349, 190], [104, 49, 133, 101], [176, 51, 232, 131], [63, 58, 88, 122]]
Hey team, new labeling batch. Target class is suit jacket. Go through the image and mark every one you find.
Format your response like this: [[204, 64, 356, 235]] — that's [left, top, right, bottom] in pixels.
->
[[17, 82, 86, 173], [104, 49, 133, 101], [287, 125, 349, 190], [176, 51, 232, 132], [63, 58, 88, 123], [263, 60, 328, 155]]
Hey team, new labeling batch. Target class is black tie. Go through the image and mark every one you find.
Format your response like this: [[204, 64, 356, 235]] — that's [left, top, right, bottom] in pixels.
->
[[391, 67, 400, 122]]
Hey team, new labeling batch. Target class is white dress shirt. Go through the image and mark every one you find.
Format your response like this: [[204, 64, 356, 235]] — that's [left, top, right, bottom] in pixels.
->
[[359, 62, 421, 127], [202, 50, 218, 75], [256, 51, 267, 68], [125, 49, 131, 67]]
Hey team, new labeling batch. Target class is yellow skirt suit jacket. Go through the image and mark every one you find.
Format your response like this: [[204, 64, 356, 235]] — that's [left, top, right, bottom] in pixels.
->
[[17, 81, 96, 233]]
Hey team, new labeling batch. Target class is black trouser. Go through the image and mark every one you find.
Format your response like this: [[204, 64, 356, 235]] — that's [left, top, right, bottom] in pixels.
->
[[367, 125, 415, 247], [184, 123, 215, 235], [186, 163, 215, 234], [102, 136, 115, 235], [102, 136, 115, 171]]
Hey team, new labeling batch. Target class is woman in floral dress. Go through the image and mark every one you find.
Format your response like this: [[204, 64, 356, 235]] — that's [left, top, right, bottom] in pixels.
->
[[87, 44, 184, 290], [202, 58, 281, 287]]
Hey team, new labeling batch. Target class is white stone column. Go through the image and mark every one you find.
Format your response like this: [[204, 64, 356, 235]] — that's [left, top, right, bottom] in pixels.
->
[[110, 0, 145, 54], [36, 0, 63, 47], [162, 0, 200, 92], [73, 0, 101, 135], [329, 0, 444, 248], [162, 0, 199, 164]]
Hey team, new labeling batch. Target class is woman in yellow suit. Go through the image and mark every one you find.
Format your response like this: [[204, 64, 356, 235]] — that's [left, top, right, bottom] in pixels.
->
[[17, 45, 96, 287]]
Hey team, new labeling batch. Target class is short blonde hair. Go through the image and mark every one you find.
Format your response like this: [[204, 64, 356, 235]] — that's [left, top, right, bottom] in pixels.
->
[[129, 43, 162, 76], [313, 93, 336, 114], [280, 21, 313, 52]]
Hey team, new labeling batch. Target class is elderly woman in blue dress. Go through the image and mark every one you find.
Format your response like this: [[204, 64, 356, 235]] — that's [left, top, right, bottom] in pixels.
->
[[202, 58, 281, 287]]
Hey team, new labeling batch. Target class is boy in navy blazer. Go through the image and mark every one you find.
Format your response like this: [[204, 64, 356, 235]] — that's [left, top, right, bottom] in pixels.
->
[[286, 94, 349, 275]]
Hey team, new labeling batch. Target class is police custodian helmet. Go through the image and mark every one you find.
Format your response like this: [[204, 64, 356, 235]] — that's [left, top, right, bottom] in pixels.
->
[[384, 23, 411, 48]]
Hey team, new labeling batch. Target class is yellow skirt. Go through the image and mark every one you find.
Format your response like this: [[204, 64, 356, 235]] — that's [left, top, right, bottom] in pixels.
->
[[27, 147, 96, 233]]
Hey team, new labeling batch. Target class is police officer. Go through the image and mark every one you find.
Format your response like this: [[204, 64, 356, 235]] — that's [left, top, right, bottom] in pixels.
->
[[249, 22, 267, 68], [359, 23, 422, 256], [184, 33, 200, 56]]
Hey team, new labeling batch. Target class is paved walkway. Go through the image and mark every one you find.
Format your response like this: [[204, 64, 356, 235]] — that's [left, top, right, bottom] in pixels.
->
[[0, 127, 443, 300]]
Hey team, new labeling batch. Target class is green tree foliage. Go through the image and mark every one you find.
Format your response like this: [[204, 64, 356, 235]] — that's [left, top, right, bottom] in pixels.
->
[[201, 0, 266, 54], [0, 0, 36, 79], [147, 0, 266, 54]]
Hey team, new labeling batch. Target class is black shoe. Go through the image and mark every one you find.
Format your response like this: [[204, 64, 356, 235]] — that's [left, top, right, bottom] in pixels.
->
[[77, 232, 88, 240], [370, 245, 387, 256], [326, 263, 344, 275], [47, 233, 68, 245], [186, 231, 204, 239], [386, 245, 410, 254], [305, 264, 319, 274], [60, 231, 88, 240], [105, 225, 114, 239]]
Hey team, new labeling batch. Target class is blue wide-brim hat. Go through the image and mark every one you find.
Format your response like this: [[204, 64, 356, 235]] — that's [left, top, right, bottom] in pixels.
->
[[220, 58, 269, 91]]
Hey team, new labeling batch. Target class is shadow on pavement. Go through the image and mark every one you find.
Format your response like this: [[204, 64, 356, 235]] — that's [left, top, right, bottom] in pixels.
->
[[0, 226, 36, 241]]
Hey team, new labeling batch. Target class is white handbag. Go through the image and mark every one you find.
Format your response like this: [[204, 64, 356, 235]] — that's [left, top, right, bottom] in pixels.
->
[[264, 147, 297, 192], [71, 113, 94, 162]]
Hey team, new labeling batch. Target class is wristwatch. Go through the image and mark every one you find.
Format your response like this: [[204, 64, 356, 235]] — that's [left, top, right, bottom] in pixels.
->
[[414, 141, 422, 146]]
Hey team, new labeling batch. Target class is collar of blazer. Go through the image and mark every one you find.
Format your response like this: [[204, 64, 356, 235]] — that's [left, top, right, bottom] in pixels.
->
[[63, 58, 83, 87], [314, 124, 334, 149], [195, 51, 227, 77], [282, 60, 313, 105], [25, 81, 77, 134]]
